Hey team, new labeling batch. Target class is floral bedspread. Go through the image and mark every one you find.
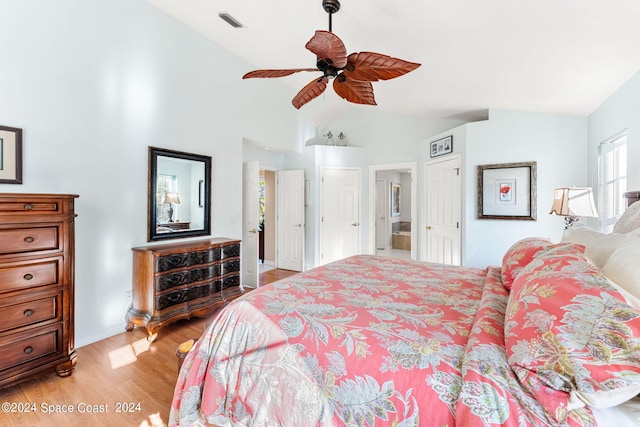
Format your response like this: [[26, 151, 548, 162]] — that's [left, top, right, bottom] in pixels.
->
[[169, 255, 597, 426]]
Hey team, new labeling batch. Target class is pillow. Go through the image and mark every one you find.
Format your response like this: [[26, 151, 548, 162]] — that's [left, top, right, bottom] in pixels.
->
[[602, 244, 640, 300], [516, 242, 598, 277], [501, 237, 552, 291], [613, 201, 640, 234], [561, 226, 627, 268], [505, 267, 640, 423]]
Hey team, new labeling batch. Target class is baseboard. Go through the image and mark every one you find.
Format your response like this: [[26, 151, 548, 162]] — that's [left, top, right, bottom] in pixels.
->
[[75, 324, 126, 348]]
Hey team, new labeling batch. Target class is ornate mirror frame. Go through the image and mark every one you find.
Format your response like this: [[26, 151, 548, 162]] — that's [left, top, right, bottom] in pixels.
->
[[148, 146, 212, 241]]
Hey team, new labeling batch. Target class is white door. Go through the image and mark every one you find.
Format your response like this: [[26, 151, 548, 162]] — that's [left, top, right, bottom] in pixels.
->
[[277, 169, 305, 271], [242, 161, 260, 288], [425, 156, 461, 265], [320, 168, 360, 265], [375, 178, 387, 250]]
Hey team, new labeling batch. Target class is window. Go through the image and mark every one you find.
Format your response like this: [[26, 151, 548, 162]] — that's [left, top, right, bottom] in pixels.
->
[[597, 132, 627, 232], [157, 174, 178, 223]]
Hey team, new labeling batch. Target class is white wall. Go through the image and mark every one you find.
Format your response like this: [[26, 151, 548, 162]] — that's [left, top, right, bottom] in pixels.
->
[[463, 110, 588, 267], [0, 0, 299, 346], [588, 71, 640, 191]]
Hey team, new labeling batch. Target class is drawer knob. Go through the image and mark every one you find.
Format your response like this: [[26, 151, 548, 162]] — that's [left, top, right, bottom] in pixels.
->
[[24, 236, 35, 243], [24, 203, 33, 210], [24, 346, 34, 354], [23, 273, 34, 280], [24, 309, 34, 317]]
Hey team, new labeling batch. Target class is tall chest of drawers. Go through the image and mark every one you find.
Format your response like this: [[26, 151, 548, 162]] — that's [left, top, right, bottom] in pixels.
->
[[0, 193, 78, 389], [126, 238, 242, 341]]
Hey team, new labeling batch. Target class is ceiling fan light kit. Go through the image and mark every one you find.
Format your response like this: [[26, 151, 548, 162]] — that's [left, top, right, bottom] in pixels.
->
[[243, 0, 421, 109]]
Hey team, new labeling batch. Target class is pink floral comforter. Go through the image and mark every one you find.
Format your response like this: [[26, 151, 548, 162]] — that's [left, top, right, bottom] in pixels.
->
[[169, 255, 599, 426]]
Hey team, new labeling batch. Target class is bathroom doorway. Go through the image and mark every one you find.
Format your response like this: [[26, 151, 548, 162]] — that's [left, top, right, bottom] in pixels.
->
[[368, 163, 417, 260]]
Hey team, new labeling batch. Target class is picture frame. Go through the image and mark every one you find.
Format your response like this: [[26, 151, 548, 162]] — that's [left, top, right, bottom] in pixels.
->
[[0, 125, 23, 184], [477, 161, 537, 220], [391, 182, 401, 217], [430, 135, 453, 158]]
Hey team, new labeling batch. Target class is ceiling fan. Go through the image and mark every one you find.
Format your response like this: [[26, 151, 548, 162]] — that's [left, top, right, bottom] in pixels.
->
[[242, 0, 421, 109]]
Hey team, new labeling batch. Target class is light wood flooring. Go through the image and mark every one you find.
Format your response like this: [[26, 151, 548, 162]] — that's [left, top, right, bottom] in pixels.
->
[[1, 268, 298, 427]]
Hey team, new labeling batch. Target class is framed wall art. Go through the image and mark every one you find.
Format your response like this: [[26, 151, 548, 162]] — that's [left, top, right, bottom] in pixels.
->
[[391, 182, 401, 217], [430, 135, 453, 158], [477, 161, 537, 220], [0, 125, 23, 184]]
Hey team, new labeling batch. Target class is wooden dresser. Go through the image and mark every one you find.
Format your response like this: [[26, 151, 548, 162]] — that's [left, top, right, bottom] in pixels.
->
[[0, 193, 78, 389], [126, 238, 242, 341]]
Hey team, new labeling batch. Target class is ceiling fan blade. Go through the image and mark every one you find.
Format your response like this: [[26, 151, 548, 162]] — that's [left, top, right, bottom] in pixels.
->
[[243, 68, 318, 79], [333, 77, 376, 106], [343, 52, 421, 82], [305, 30, 348, 69], [292, 77, 328, 109]]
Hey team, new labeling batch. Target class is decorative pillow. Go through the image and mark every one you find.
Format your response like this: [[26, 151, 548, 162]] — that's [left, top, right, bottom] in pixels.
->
[[561, 226, 627, 268], [505, 266, 640, 423], [501, 237, 552, 291], [516, 242, 598, 277], [613, 201, 640, 234], [602, 244, 640, 300]]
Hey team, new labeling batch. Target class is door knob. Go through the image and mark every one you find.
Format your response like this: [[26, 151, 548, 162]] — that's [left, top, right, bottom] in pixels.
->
[[426, 226, 432, 230], [351, 222, 359, 226], [249, 228, 257, 233], [295, 224, 303, 227]]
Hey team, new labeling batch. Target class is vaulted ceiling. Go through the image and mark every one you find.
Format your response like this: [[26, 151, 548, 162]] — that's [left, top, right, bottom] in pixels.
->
[[147, 0, 640, 121]]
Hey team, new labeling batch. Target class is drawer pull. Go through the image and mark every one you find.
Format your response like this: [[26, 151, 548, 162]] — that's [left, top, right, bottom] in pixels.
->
[[24, 346, 34, 355], [23, 273, 34, 280], [24, 203, 33, 210], [24, 309, 34, 317], [24, 236, 35, 243]]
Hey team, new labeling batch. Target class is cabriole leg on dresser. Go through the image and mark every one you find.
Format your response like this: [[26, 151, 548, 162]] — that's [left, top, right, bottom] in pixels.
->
[[145, 326, 159, 343], [56, 353, 77, 377]]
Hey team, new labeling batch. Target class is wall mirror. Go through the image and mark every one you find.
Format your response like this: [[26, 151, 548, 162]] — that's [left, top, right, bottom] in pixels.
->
[[148, 146, 211, 241]]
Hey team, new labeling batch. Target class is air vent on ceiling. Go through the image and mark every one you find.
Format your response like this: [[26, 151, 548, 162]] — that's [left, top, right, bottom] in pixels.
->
[[218, 12, 243, 28]]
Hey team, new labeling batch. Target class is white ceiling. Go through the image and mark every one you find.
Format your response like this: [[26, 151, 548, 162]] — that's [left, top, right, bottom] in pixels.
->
[[147, 0, 640, 120]]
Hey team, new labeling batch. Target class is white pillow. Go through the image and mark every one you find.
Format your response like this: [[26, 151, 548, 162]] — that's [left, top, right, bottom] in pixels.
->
[[601, 244, 640, 300], [561, 226, 627, 268], [613, 201, 640, 234]]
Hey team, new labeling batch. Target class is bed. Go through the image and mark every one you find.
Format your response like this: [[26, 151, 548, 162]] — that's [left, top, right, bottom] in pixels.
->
[[170, 201, 640, 427]]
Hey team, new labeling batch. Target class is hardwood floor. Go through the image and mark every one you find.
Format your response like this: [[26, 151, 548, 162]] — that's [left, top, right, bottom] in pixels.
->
[[0, 268, 299, 427]]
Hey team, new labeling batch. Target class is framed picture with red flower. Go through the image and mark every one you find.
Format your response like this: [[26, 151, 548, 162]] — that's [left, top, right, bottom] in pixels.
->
[[477, 161, 537, 220]]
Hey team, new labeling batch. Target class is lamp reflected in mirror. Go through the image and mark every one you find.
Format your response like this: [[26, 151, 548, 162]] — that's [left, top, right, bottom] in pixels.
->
[[550, 187, 598, 229], [163, 193, 181, 223]]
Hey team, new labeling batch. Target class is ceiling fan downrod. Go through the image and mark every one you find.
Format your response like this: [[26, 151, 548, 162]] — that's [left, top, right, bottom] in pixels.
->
[[322, 0, 340, 32]]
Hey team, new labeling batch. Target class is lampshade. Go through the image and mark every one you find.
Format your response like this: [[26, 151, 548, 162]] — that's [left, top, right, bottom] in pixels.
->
[[549, 187, 598, 218], [163, 193, 181, 204]]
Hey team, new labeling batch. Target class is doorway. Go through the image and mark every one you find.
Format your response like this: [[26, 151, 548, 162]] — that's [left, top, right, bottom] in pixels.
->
[[259, 170, 276, 272], [368, 162, 417, 261]]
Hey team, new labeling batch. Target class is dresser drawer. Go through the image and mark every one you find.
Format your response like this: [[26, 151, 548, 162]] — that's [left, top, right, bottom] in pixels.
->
[[0, 259, 61, 293], [156, 264, 222, 292], [156, 282, 219, 311], [0, 293, 60, 332], [0, 327, 60, 371], [157, 248, 222, 273], [0, 226, 60, 255], [0, 200, 62, 215]]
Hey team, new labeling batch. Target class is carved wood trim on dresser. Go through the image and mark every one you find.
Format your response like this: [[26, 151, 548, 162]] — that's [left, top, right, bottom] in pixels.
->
[[0, 193, 78, 389], [126, 238, 242, 341]]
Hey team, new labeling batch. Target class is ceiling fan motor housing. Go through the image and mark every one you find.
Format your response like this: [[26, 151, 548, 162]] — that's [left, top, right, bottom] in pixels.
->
[[322, 0, 340, 14]]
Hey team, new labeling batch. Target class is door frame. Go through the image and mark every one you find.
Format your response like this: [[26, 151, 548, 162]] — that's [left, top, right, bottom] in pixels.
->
[[368, 162, 418, 260]]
